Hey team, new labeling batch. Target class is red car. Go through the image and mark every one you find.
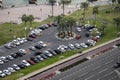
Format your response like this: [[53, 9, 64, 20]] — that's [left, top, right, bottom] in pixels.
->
[[91, 37, 98, 42], [76, 35, 81, 39]]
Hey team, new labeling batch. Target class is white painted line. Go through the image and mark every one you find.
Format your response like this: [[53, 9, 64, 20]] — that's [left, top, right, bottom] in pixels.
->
[[98, 68, 108, 74], [93, 66, 101, 71], [84, 75, 94, 80], [103, 71, 113, 77], [114, 70, 120, 79], [78, 72, 88, 77], [105, 60, 114, 65]]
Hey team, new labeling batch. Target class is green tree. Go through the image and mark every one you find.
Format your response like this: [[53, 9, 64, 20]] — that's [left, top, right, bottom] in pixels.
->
[[60, 0, 71, 15], [92, 6, 99, 26], [21, 14, 28, 27], [28, 15, 34, 27], [80, 2, 89, 24], [49, 0, 56, 16]]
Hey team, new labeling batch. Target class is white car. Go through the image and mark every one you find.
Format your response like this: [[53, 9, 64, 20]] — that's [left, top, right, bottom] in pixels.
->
[[68, 44, 75, 49], [12, 64, 20, 70], [80, 43, 88, 48], [87, 39, 96, 46], [0, 70, 6, 77], [0, 60, 4, 65], [8, 67, 16, 73], [18, 49, 27, 54], [77, 27, 81, 32], [74, 43, 81, 49], [38, 41, 47, 47], [3, 69, 11, 75], [21, 60, 31, 67]]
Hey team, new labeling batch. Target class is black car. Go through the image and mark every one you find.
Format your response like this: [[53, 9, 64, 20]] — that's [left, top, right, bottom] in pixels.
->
[[18, 64, 26, 69], [34, 51, 42, 56], [10, 53, 18, 58], [35, 45, 42, 49], [40, 54, 48, 59], [26, 37, 33, 41], [30, 57, 40, 63], [47, 49, 57, 55], [54, 49, 61, 54]]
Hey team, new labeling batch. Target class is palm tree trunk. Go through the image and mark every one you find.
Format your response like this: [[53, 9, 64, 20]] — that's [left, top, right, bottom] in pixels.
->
[[52, 5, 54, 16], [83, 8, 85, 24], [63, 4, 65, 15], [94, 14, 96, 26]]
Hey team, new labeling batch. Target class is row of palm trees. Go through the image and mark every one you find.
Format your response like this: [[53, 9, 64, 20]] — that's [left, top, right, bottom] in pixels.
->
[[49, 0, 71, 16], [21, 14, 34, 27]]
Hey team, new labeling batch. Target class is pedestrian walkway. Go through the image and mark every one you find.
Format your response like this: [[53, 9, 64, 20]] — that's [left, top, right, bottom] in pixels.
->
[[0, 5, 77, 24]]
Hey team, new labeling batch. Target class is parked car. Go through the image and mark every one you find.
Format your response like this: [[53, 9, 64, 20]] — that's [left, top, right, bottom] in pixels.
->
[[26, 37, 33, 41], [6, 55, 14, 60], [36, 55, 44, 61], [18, 49, 27, 54], [43, 50, 53, 57], [18, 64, 26, 69], [3, 69, 11, 75], [27, 60, 36, 65], [10, 53, 18, 58], [40, 54, 48, 59], [54, 49, 61, 54], [21, 60, 31, 67], [0, 71, 6, 78], [29, 34, 36, 38], [29, 46, 36, 51], [76, 27, 81, 32], [74, 43, 81, 49], [76, 35, 81, 39], [34, 51, 42, 56], [35, 45, 42, 49], [38, 41, 47, 47], [47, 49, 57, 55], [8, 67, 16, 73], [0, 56, 9, 63], [80, 43, 88, 48], [30, 57, 40, 63], [68, 44, 75, 50], [0, 60, 4, 65], [12, 64, 20, 70]]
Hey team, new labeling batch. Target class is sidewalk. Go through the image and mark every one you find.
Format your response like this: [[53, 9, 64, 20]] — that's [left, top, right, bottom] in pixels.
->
[[0, 5, 77, 24], [18, 37, 120, 80]]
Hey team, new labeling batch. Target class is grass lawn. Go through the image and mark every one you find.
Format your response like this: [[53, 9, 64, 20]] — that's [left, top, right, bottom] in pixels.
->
[[0, 4, 120, 80], [0, 17, 55, 45]]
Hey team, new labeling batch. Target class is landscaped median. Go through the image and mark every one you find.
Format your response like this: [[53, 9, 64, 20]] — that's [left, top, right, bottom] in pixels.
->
[[17, 37, 120, 80]]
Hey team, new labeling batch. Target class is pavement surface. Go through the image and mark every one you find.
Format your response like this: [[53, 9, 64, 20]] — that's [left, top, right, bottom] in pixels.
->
[[50, 47, 120, 80], [0, 4, 77, 24]]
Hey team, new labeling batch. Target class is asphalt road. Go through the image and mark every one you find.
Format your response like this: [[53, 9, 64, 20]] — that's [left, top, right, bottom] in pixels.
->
[[50, 47, 120, 80], [0, 26, 89, 70]]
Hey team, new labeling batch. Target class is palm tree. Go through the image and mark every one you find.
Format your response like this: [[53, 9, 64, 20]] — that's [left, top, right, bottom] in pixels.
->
[[112, 0, 116, 4], [28, 15, 34, 27], [58, 16, 76, 38], [49, 0, 56, 16], [80, 2, 89, 24], [21, 14, 28, 27], [92, 6, 99, 26], [60, 0, 71, 15], [113, 18, 120, 33]]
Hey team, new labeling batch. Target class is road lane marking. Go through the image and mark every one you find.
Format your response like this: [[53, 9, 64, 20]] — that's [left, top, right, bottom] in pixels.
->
[[105, 60, 114, 65], [78, 72, 88, 77], [93, 66, 101, 71], [84, 75, 94, 80], [98, 68, 108, 74], [114, 70, 120, 79], [103, 71, 113, 77]]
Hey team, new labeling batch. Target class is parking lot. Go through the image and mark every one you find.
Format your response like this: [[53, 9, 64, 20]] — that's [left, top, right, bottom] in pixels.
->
[[0, 21, 102, 78]]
